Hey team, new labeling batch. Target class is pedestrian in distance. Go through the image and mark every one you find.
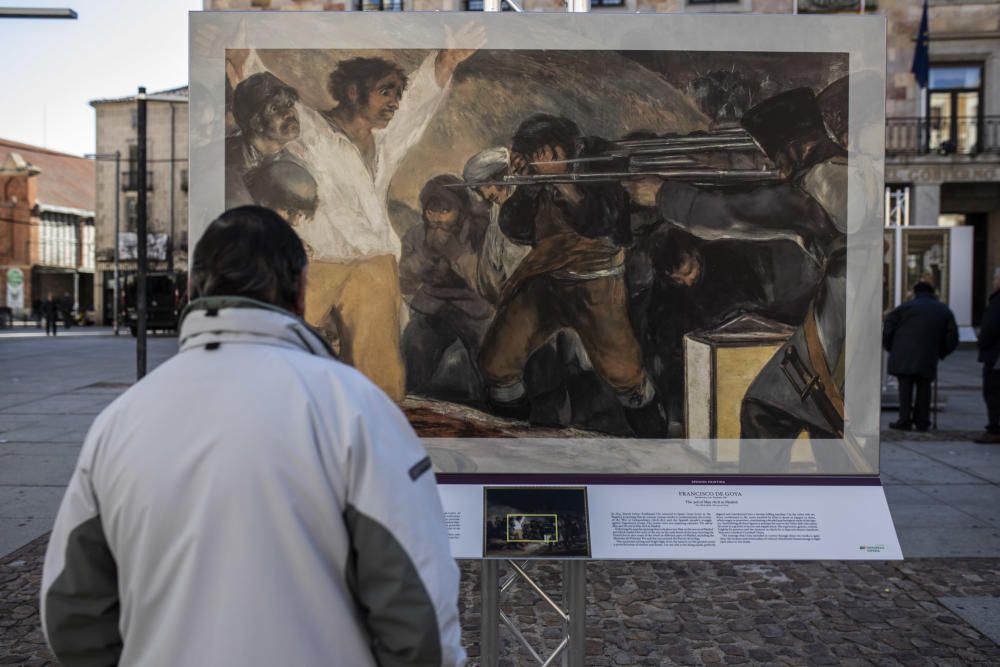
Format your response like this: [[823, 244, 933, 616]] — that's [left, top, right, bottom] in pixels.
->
[[41, 205, 465, 666], [882, 281, 959, 432], [61, 292, 73, 329], [975, 268, 1000, 444], [43, 292, 58, 336]]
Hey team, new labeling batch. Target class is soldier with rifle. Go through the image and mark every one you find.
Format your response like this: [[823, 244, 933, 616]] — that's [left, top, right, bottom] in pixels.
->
[[623, 87, 872, 473]]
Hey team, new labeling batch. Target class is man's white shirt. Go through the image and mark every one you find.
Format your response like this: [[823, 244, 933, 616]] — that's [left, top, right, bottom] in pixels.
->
[[286, 53, 449, 262]]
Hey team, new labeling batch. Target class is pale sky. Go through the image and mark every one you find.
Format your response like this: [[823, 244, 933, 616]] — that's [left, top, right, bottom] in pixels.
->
[[1, 0, 202, 157]]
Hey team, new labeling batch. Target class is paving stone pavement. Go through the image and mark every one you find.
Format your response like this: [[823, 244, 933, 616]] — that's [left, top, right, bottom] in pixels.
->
[[3, 333, 1000, 664], [4, 534, 1000, 666]]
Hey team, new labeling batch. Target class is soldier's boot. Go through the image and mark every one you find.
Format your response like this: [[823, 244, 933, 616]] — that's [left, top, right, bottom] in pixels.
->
[[618, 378, 668, 437], [623, 400, 668, 438], [487, 380, 531, 423]]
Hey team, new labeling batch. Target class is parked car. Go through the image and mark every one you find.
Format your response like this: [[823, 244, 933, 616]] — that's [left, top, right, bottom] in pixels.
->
[[122, 272, 187, 336]]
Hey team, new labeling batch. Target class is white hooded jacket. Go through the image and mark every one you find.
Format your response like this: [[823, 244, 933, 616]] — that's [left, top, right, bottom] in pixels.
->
[[41, 301, 465, 667]]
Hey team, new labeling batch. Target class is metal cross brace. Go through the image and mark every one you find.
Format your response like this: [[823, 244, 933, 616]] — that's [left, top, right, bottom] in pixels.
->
[[480, 559, 586, 667]]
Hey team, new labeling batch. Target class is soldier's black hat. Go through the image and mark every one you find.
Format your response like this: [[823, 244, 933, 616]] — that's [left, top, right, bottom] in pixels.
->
[[740, 87, 831, 162], [232, 72, 299, 133]]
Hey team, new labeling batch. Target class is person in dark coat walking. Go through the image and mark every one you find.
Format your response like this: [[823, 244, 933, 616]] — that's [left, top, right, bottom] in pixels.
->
[[883, 281, 959, 431], [44, 293, 59, 337], [975, 269, 1000, 443]]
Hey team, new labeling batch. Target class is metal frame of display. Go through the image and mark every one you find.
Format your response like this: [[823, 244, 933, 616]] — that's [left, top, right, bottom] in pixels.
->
[[480, 559, 586, 667]]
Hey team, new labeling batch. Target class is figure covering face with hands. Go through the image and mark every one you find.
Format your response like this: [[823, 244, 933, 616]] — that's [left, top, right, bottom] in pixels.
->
[[463, 147, 528, 305]]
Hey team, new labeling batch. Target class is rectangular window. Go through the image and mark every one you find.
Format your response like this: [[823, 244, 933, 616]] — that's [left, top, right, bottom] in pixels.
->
[[926, 63, 983, 154], [464, 0, 515, 9], [356, 0, 403, 10], [929, 65, 981, 91], [125, 197, 152, 233], [123, 144, 152, 191]]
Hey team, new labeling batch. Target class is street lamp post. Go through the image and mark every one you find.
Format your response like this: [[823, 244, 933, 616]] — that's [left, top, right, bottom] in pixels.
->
[[136, 87, 148, 379]]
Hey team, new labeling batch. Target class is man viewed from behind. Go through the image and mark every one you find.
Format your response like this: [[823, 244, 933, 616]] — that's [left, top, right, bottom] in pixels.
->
[[975, 269, 1000, 444], [883, 281, 959, 432], [41, 206, 465, 666], [44, 292, 58, 336]]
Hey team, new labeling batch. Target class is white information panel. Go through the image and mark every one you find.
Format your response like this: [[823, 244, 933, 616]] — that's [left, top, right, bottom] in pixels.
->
[[439, 481, 901, 560]]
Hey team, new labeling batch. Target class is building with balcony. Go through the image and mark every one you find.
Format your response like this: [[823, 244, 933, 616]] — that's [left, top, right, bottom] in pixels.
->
[[880, 0, 1000, 340], [0, 139, 95, 317], [89, 87, 188, 325]]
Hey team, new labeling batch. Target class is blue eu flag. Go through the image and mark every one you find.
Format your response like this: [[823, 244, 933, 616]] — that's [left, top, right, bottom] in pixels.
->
[[911, 0, 930, 88]]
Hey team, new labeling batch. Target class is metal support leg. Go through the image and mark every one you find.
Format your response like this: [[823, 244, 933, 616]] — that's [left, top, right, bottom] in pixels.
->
[[481, 559, 586, 666], [562, 561, 586, 667], [481, 559, 500, 667]]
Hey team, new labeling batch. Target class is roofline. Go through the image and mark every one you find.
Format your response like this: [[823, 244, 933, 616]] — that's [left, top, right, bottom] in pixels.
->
[[0, 139, 89, 160], [37, 203, 96, 218], [90, 95, 189, 108], [89, 86, 189, 107]]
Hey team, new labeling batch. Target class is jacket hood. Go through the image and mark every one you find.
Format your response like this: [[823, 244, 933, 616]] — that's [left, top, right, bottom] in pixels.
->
[[178, 297, 335, 359]]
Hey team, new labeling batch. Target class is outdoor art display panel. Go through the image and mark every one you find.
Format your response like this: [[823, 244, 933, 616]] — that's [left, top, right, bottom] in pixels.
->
[[190, 12, 886, 478]]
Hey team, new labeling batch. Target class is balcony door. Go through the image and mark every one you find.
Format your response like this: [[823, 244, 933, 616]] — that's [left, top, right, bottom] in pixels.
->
[[927, 65, 982, 154]]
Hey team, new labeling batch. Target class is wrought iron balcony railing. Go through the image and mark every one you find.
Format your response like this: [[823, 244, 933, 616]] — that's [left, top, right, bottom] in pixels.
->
[[121, 170, 153, 191], [886, 116, 1000, 156]]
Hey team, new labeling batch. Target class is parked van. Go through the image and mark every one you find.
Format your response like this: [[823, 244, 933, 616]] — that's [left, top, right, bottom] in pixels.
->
[[122, 272, 186, 336]]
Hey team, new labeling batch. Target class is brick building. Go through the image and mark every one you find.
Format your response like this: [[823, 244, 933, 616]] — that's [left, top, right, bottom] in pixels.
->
[[0, 139, 95, 318], [89, 87, 189, 325]]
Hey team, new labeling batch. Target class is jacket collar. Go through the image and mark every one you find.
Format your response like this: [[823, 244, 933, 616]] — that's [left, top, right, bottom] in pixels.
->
[[178, 297, 335, 359]]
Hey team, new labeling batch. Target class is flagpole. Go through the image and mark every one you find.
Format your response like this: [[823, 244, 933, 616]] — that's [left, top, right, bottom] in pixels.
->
[[912, 0, 930, 151]]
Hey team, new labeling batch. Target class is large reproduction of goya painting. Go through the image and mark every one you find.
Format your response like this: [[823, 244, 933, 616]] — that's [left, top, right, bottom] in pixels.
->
[[190, 12, 886, 477]]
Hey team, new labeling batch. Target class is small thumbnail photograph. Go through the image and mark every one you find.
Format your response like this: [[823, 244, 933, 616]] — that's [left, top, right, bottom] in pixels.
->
[[484, 487, 590, 558]]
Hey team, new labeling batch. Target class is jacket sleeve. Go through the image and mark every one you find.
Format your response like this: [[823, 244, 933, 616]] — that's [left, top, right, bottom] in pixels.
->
[[343, 382, 465, 667], [882, 308, 900, 352], [979, 299, 1000, 355], [655, 181, 835, 261], [570, 182, 631, 244], [498, 186, 539, 245], [40, 414, 122, 667], [941, 309, 959, 359]]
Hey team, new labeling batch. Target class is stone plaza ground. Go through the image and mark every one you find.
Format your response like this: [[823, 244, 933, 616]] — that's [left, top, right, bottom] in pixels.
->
[[2, 328, 1000, 664]]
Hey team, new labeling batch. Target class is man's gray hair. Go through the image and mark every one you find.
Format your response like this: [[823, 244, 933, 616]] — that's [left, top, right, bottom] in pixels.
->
[[463, 147, 510, 183]]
